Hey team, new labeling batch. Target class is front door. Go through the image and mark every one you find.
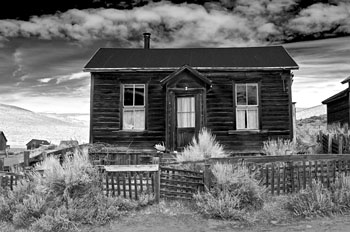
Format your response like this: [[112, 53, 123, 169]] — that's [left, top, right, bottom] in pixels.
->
[[176, 96, 196, 150]]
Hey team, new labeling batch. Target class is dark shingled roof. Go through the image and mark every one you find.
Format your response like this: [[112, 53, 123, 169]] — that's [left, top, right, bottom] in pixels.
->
[[322, 88, 348, 104], [83, 46, 298, 71]]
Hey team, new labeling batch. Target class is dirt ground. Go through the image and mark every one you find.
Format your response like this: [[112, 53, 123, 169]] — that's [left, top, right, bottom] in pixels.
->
[[87, 202, 350, 232]]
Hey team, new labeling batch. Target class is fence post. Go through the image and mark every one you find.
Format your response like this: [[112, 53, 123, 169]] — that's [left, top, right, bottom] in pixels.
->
[[152, 157, 160, 164], [204, 160, 211, 190], [24, 151, 30, 168], [339, 135, 343, 154], [154, 166, 160, 203], [328, 134, 332, 154], [0, 157, 4, 171]]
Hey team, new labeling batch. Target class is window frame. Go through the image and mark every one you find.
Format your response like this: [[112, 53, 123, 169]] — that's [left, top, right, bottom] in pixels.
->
[[121, 83, 146, 131], [234, 82, 261, 131]]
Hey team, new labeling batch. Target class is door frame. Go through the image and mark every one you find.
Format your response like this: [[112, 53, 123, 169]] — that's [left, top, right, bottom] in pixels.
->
[[165, 88, 206, 151]]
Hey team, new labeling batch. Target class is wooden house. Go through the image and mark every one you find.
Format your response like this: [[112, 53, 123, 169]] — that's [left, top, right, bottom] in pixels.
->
[[26, 139, 50, 150], [322, 76, 350, 125], [83, 34, 299, 154]]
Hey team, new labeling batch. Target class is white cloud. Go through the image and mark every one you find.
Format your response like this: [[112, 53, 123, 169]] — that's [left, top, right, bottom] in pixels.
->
[[0, 1, 348, 47], [55, 72, 90, 84]]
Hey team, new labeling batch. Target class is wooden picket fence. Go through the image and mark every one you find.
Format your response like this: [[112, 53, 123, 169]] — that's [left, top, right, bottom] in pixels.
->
[[160, 167, 204, 200], [0, 172, 23, 190], [102, 165, 160, 202], [319, 131, 350, 154], [210, 154, 350, 195]]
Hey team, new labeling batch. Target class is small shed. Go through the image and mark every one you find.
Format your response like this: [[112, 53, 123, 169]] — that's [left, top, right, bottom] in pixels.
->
[[322, 76, 350, 125], [26, 139, 50, 150]]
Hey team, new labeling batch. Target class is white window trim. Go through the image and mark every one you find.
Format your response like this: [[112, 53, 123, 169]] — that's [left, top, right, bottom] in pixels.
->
[[122, 84, 146, 131], [235, 83, 259, 130]]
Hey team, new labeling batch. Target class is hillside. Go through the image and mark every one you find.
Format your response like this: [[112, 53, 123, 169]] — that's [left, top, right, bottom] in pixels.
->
[[0, 103, 89, 148], [296, 105, 326, 120]]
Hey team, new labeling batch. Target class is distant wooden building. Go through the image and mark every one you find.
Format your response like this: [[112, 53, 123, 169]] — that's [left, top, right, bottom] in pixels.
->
[[0, 131, 7, 153], [26, 139, 50, 150], [83, 34, 299, 154], [322, 76, 350, 125]]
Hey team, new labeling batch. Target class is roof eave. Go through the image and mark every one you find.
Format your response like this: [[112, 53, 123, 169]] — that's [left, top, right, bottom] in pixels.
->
[[83, 66, 299, 72], [322, 89, 349, 104]]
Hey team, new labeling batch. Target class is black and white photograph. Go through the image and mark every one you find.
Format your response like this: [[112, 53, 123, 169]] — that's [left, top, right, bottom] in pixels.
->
[[0, 0, 350, 231]]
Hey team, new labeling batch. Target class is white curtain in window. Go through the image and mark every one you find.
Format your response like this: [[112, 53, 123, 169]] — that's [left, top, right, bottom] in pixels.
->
[[247, 109, 258, 129], [177, 97, 195, 128], [236, 109, 246, 130], [134, 109, 145, 129], [123, 110, 134, 129]]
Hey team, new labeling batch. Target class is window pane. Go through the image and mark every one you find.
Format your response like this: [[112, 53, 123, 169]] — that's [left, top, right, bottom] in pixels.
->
[[134, 86, 144, 106], [123, 109, 134, 129], [236, 109, 246, 129], [177, 97, 195, 128], [247, 85, 258, 105], [134, 109, 145, 129], [236, 85, 246, 105], [247, 109, 258, 129], [124, 86, 133, 106]]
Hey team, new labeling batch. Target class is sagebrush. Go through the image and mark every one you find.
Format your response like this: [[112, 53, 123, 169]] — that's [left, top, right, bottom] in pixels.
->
[[0, 148, 154, 231]]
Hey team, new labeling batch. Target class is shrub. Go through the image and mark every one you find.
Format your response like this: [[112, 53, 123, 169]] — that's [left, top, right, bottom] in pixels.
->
[[31, 207, 78, 232], [12, 193, 48, 228], [176, 127, 226, 163], [194, 163, 265, 220], [331, 174, 350, 211], [262, 138, 296, 156], [286, 180, 334, 217]]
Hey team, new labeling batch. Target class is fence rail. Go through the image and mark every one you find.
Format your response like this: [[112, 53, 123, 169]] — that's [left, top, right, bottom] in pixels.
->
[[90, 152, 158, 165]]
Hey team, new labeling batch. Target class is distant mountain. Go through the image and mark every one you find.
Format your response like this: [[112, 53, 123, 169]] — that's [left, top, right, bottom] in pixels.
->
[[0, 103, 89, 148], [296, 105, 326, 120]]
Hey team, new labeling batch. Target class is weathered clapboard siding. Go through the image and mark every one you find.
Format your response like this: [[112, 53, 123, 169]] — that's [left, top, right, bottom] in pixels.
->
[[327, 96, 349, 125], [91, 72, 169, 149], [91, 70, 292, 153]]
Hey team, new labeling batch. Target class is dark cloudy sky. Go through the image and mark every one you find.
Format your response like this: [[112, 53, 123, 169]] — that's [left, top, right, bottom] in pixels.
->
[[0, 0, 349, 113]]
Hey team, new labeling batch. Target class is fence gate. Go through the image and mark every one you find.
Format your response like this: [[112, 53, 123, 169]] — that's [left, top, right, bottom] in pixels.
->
[[160, 166, 204, 200], [103, 164, 160, 202]]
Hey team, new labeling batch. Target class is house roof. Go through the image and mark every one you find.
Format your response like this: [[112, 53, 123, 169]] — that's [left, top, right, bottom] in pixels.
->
[[0, 131, 7, 142], [26, 139, 50, 146], [83, 46, 299, 72], [341, 76, 350, 84], [322, 88, 348, 104]]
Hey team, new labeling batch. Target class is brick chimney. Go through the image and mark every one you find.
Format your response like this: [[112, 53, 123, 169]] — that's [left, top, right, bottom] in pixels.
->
[[143, 33, 151, 49]]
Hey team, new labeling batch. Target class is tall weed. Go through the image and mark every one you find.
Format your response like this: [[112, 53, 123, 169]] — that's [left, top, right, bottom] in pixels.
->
[[262, 138, 296, 156], [176, 127, 225, 162], [286, 180, 334, 217], [194, 163, 265, 220]]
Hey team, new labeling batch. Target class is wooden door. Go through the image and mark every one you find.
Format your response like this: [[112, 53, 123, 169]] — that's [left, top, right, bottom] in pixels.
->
[[176, 96, 197, 150]]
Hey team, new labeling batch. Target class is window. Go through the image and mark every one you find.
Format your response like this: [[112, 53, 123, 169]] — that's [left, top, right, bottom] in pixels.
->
[[235, 83, 259, 130], [122, 84, 145, 130], [177, 97, 195, 128]]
